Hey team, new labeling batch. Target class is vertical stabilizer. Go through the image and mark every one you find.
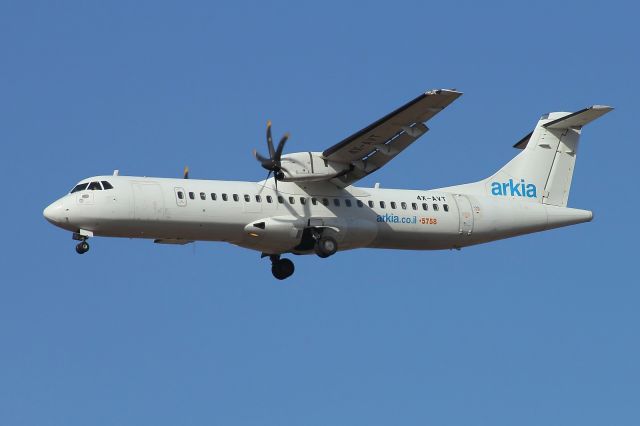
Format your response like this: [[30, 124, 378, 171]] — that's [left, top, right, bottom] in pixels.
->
[[439, 105, 612, 207]]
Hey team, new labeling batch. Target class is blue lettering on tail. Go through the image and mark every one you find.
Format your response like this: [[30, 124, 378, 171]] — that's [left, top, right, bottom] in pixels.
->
[[491, 179, 537, 198]]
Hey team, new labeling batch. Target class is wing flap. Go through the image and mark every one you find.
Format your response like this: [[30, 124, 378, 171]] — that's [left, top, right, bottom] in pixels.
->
[[342, 128, 426, 182]]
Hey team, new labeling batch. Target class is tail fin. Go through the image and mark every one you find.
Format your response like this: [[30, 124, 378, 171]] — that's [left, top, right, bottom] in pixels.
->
[[441, 105, 612, 207]]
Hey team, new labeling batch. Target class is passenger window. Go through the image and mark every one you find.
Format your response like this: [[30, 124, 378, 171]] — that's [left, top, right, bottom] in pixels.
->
[[433, 204, 439, 211], [357, 200, 363, 207], [412, 203, 418, 210], [311, 197, 318, 205], [300, 197, 306, 205], [177, 191, 184, 200], [322, 198, 329, 206], [368, 200, 374, 208], [244, 194, 250, 202], [278, 196, 284, 204], [390, 201, 396, 209], [211, 193, 217, 201], [345, 199, 352, 207], [380, 201, 386, 209], [233, 194, 239, 202], [401, 202, 407, 210], [289, 196, 295, 204], [222, 193, 228, 201], [255, 195, 261, 202], [88, 181, 102, 190], [333, 199, 340, 207], [101, 181, 113, 190], [266, 195, 272, 203], [443, 204, 449, 212], [422, 203, 428, 211], [200, 192, 206, 200], [189, 192, 195, 200]]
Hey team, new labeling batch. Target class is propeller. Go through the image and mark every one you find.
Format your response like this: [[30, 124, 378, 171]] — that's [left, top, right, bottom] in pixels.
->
[[183, 166, 189, 179], [253, 120, 290, 187]]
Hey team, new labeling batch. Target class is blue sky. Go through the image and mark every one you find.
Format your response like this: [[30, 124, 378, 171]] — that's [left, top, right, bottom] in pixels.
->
[[1, 1, 639, 425]]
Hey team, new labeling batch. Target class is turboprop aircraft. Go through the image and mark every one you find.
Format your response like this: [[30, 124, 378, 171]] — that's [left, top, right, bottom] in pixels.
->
[[43, 89, 612, 280]]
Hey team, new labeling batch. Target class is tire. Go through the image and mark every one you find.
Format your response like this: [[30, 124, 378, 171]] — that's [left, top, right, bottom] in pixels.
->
[[75, 242, 89, 254], [279, 258, 294, 278], [315, 236, 337, 258], [272, 258, 295, 280]]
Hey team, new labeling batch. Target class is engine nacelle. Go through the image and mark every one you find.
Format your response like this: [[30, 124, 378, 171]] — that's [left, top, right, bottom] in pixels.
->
[[278, 152, 351, 182], [242, 216, 306, 253]]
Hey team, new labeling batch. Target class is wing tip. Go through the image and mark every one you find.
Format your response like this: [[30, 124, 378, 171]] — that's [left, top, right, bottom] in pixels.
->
[[425, 88, 463, 97], [590, 104, 614, 112]]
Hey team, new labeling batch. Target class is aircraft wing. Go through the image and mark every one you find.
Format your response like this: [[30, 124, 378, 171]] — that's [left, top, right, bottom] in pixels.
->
[[322, 89, 462, 187]]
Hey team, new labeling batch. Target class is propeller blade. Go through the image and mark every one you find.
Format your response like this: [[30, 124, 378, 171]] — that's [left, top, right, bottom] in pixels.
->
[[253, 149, 270, 164], [266, 120, 275, 159], [183, 166, 189, 179], [253, 120, 291, 184], [275, 132, 289, 160], [253, 149, 274, 170]]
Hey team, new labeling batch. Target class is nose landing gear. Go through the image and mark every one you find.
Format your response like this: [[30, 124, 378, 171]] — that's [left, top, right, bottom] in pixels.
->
[[72, 231, 91, 255], [268, 254, 295, 280], [75, 241, 90, 254]]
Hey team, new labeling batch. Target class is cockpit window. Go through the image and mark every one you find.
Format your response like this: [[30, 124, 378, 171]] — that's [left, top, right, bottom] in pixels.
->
[[101, 181, 114, 190], [70, 183, 89, 193], [87, 181, 102, 190]]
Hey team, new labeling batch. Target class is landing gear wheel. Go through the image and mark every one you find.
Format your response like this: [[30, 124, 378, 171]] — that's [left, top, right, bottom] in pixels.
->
[[315, 236, 338, 258], [75, 241, 90, 254], [271, 258, 295, 280]]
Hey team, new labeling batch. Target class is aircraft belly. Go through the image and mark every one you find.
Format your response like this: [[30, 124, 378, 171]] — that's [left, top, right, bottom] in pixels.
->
[[93, 210, 250, 242]]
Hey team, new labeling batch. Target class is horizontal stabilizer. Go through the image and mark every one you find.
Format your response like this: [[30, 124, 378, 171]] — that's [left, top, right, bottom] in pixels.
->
[[514, 105, 613, 150], [544, 105, 613, 129]]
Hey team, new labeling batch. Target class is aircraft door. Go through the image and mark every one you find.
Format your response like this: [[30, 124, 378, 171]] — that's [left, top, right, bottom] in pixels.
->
[[454, 194, 474, 235], [174, 187, 187, 207]]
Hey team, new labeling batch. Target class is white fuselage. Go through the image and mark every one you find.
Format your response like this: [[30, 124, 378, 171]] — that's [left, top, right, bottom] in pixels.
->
[[43, 175, 593, 255]]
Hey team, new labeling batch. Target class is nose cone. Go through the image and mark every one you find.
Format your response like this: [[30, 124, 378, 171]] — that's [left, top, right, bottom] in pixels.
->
[[43, 200, 65, 225]]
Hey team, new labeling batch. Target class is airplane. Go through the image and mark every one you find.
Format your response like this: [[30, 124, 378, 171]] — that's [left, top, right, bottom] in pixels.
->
[[43, 89, 612, 280]]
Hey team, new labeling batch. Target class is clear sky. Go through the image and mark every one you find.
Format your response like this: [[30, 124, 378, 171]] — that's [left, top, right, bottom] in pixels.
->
[[1, 1, 638, 425]]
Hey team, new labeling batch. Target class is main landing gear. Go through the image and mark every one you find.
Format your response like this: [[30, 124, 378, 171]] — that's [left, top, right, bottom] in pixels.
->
[[269, 255, 295, 280], [315, 235, 337, 258], [265, 233, 339, 281], [73, 232, 90, 254]]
